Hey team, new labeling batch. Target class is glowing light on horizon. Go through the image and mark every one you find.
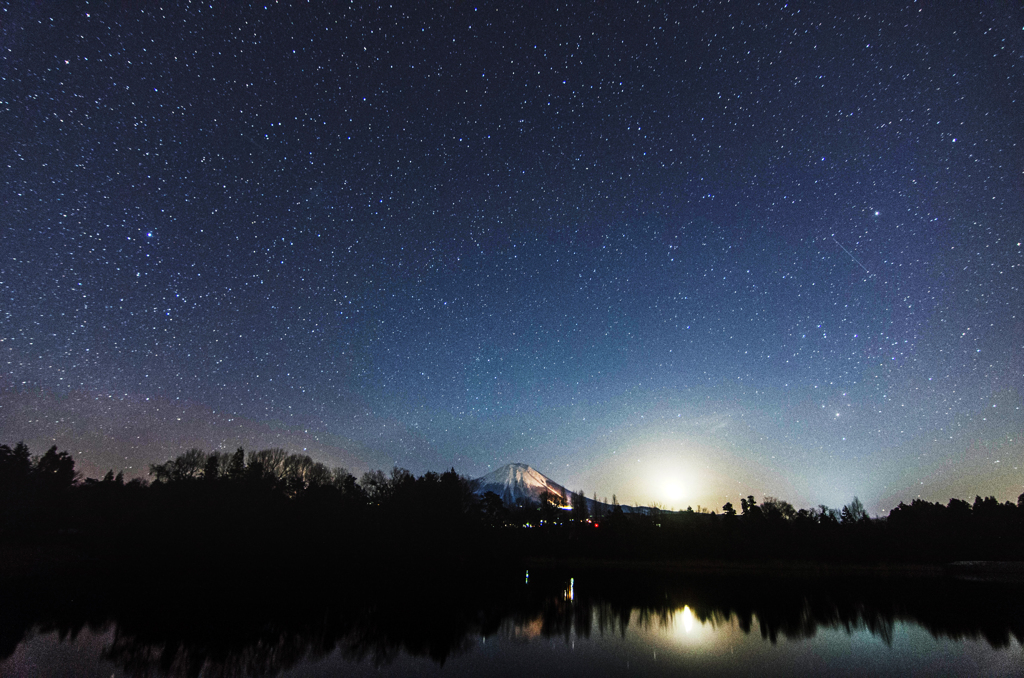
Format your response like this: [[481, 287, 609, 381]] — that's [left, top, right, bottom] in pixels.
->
[[622, 443, 706, 508]]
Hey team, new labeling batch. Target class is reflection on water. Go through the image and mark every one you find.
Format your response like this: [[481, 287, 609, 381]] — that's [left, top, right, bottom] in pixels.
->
[[680, 605, 695, 633], [2, 565, 1023, 676]]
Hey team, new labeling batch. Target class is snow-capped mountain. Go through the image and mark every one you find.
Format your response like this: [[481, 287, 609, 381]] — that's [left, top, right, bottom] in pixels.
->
[[472, 463, 647, 514], [472, 463, 572, 506]]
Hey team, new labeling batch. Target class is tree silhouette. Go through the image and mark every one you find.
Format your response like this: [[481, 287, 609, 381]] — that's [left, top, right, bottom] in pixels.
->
[[150, 448, 206, 483], [35, 446, 79, 489], [331, 467, 361, 497], [841, 497, 868, 524], [248, 448, 288, 484], [480, 491, 508, 528], [227, 447, 246, 480], [571, 489, 588, 523], [0, 442, 33, 535], [203, 454, 220, 481], [7, 437, 1024, 569], [0, 442, 31, 484], [740, 496, 763, 521], [761, 496, 796, 522], [359, 469, 389, 503]]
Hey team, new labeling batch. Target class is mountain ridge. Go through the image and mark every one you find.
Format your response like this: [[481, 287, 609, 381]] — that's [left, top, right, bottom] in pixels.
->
[[472, 462, 571, 506], [471, 463, 644, 513]]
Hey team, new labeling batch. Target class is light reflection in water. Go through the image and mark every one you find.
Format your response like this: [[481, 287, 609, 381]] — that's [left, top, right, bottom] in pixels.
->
[[666, 603, 731, 648], [681, 605, 694, 633], [9, 566, 1024, 678], [9, 597, 1021, 678], [8, 574, 1024, 678]]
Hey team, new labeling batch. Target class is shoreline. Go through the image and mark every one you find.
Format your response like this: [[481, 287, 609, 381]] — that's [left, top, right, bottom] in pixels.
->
[[522, 556, 949, 579], [5, 541, 1024, 584]]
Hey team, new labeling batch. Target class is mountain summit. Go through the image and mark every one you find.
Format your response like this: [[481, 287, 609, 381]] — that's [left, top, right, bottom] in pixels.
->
[[472, 463, 571, 506]]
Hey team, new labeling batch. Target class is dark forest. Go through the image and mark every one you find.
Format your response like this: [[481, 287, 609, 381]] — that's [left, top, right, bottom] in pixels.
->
[[3, 442, 1024, 573]]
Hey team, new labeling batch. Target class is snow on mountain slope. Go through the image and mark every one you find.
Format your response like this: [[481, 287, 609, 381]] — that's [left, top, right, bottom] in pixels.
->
[[472, 463, 571, 506], [472, 463, 649, 514]]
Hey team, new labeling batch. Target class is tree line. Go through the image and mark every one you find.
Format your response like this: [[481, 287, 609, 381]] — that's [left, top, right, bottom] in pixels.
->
[[2, 441, 1024, 567]]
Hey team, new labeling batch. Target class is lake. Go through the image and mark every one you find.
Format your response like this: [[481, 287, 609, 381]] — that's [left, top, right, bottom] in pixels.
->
[[2, 564, 1022, 676]]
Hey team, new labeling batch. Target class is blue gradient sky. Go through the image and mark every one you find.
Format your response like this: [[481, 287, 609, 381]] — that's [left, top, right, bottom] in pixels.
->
[[2, 1, 1022, 514]]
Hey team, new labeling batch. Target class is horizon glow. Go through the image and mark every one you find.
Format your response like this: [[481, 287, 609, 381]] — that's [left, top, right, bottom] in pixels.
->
[[1, 1, 1022, 516]]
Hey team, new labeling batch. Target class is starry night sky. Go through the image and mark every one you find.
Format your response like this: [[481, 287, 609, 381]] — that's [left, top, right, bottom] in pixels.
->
[[2, 1, 1022, 514]]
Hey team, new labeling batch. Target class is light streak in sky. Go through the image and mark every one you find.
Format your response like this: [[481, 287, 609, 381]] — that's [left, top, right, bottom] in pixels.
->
[[831, 235, 873, 277]]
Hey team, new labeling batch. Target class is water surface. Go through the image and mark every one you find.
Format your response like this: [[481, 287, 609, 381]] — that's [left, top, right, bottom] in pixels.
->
[[2, 565, 1021, 676]]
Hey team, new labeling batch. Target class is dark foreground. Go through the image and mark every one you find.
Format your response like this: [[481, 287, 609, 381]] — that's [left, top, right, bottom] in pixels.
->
[[3, 444, 1024, 674], [2, 550, 1024, 677]]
